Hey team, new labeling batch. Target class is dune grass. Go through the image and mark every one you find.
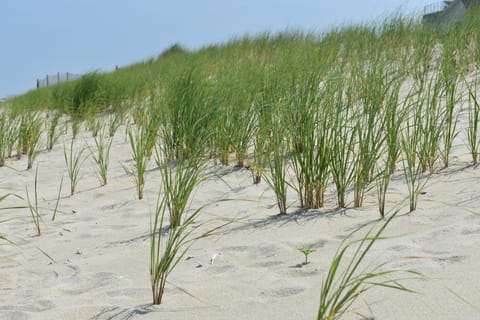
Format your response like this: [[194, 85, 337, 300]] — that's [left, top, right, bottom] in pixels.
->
[[263, 111, 289, 215], [317, 210, 421, 320], [89, 128, 113, 186], [3, 11, 480, 214], [0, 113, 9, 167], [466, 74, 480, 164], [64, 139, 87, 196], [25, 165, 42, 236], [46, 110, 62, 151], [3, 9, 480, 312]]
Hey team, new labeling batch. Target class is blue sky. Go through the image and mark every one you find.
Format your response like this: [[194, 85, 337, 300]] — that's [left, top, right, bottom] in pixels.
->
[[1, 0, 434, 98]]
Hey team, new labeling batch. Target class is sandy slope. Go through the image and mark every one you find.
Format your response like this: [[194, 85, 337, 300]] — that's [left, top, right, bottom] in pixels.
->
[[1, 117, 480, 320]]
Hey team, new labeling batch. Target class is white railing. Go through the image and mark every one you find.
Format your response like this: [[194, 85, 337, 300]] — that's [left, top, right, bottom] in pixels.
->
[[424, 1, 448, 15]]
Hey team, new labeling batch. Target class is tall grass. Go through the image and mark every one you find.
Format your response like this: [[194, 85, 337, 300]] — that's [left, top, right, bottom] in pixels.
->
[[150, 146, 225, 304], [150, 191, 224, 304], [329, 77, 358, 209], [46, 110, 62, 151], [417, 75, 443, 174], [126, 125, 150, 200], [163, 69, 213, 160], [440, 33, 461, 168], [107, 111, 126, 138], [317, 210, 420, 320], [16, 112, 41, 160], [384, 79, 404, 174], [249, 76, 277, 183], [263, 112, 289, 215], [25, 165, 42, 236], [0, 114, 8, 166], [26, 116, 43, 170], [64, 140, 86, 196], [86, 113, 102, 138], [287, 72, 332, 209], [5, 14, 480, 216], [7, 16, 480, 311], [352, 63, 389, 207], [401, 110, 428, 212], [90, 129, 113, 186], [466, 74, 480, 164]]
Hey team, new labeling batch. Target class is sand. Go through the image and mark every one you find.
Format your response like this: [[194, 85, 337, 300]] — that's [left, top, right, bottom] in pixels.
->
[[1, 111, 480, 320]]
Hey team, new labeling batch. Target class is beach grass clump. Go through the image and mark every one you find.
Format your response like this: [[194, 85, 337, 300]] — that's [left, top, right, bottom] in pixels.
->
[[466, 74, 480, 164], [416, 75, 443, 174], [439, 32, 462, 168], [86, 113, 102, 138], [263, 111, 289, 215], [157, 98, 209, 226], [9, 111, 44, 169], [162, 69, 214, 161], [149, 190, 220, 304], [213, 109, 233, 166], [375, 164, 391, 218], [25, 165, 42, 236], [317, 211, 420, 320], [5, 13, 480, 219], [71, 72, 103, 116], [107, 110, 126, 138], [26, 116, 43, 170], [249, 76, 277, 183], [352, 63, 390, 208], [384, 79, 404, 174], [0, 113, 9, 166], [401, 111, 428, 212], [70, 116, 82, 140], [64, 139, 87, 196], [157, 151, 205, 228], [250, 129, 269, 184], [2, 112, 19, 160], [89, 128, 113, 186], [287, 72, 332, 209], [329, 78, 358, 209], [46, 110, 62, 151], [126, 125, 150, 200], [16, 112, 40, 160], [223, 71, 258, 168], [150, 155, 225, 304], [231, 107, 256, 168]]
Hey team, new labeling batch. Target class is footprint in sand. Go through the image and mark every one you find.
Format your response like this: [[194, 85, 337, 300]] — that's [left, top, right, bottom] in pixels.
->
[[0, 299, 55, 313], [0, 311, 29, 320], [435, 255, 466, 264], [261, 286, 305, 298], [249, 260, 283, 268], [61, 272, 128, 295]]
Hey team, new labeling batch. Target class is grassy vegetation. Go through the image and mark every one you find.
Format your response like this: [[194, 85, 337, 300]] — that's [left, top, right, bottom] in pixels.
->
[[3, 8, 480, 212], [2, 6, 480, 313], [64, 139, 87, 196], [89, 128, 113, 186], [317, 210, 421, 320]]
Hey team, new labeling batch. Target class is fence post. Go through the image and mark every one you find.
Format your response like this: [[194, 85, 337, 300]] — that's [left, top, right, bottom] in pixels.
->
[[46, 75, 49, 87]]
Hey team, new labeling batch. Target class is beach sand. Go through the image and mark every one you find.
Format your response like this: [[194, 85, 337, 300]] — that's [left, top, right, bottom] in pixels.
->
[[1, 113, 480, 320]]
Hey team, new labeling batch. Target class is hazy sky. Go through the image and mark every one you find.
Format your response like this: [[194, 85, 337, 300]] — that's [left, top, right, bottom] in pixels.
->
[[1, 0, 434, 98]]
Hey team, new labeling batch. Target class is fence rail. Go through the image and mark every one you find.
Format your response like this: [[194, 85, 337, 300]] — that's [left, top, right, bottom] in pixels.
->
[[36, 72, 81, 88]]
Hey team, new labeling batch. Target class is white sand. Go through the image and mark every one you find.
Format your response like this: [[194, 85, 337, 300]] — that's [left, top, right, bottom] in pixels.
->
[[1, 112, 480, 320]]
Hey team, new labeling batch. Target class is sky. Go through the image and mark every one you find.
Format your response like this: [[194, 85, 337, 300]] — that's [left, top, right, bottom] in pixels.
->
[[0, 0, 435, 98]]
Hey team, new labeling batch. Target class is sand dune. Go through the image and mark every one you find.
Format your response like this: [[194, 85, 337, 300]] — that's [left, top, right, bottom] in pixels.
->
[[1, 114, 480, 320]]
